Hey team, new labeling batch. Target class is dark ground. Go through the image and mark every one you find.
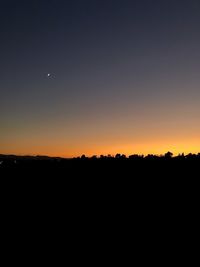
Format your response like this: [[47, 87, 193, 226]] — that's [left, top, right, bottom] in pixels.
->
[[0, 154, 199, 178], [0, 153, 198, 252]]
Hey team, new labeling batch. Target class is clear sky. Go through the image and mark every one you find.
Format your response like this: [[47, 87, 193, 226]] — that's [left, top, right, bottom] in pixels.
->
[[1, 0, 200, 157]]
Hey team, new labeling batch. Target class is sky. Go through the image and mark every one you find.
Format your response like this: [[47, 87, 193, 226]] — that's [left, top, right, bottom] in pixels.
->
[[1, 0, 200, 157]]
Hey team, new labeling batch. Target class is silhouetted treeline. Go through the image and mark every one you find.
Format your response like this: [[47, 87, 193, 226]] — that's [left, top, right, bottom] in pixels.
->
[[1, 152, 200, 169], [1, 153, 200, 198]]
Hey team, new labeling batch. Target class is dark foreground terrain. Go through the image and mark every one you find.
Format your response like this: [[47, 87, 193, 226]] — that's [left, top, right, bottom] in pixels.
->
[[1, 153, 199, 178], [1, 153, 198, 242]]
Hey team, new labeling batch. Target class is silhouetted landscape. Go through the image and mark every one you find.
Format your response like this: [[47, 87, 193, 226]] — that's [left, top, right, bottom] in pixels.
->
[[1, 152, 199, 177], [1, 3, 199, 246]]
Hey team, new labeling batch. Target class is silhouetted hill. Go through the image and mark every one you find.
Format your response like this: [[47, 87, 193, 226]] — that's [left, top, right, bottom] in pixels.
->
[[1, 153, 200, 178], [1, 152, 198, 241]]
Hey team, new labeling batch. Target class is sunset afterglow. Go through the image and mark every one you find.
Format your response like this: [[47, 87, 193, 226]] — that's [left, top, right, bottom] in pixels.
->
[[1, 1, 200, 157]]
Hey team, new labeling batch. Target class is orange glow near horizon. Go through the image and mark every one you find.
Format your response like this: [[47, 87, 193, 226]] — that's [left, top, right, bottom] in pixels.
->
[[1, 136, 199, 158], [2, 1, 200, 161], [1, 92, 200, 158]]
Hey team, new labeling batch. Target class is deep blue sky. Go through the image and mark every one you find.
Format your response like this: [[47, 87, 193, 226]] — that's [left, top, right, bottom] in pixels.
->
[[1, 0, 200, 156]]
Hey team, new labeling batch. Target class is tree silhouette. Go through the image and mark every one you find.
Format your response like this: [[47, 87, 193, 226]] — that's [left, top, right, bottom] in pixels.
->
[[164, 152, 173, 159]]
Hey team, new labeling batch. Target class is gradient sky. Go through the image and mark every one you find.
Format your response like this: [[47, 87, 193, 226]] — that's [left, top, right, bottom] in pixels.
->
[[1, 0, 200, 157]]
